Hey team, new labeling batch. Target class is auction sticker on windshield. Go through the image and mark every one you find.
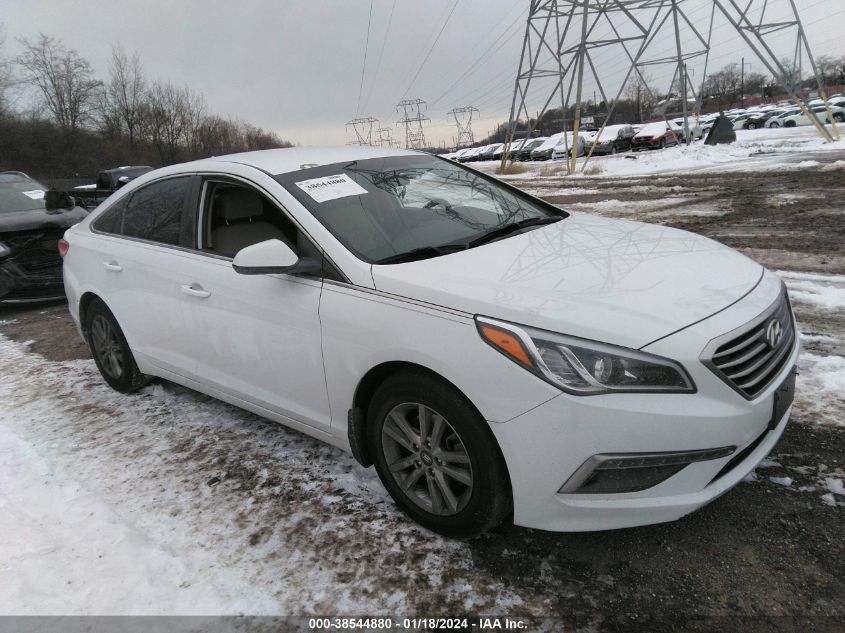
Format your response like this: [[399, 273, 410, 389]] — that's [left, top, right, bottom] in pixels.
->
[[295, 174, 368, 203]]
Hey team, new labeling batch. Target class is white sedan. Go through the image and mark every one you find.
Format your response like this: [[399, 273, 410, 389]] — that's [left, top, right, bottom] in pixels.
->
[[779, 105, 845, 127], [61, 147, 798, 537]]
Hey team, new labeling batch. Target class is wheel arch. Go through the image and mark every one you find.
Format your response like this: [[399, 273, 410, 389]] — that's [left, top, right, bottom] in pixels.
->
[[348, 361, 496, 470], [78, 291, 102, 344]]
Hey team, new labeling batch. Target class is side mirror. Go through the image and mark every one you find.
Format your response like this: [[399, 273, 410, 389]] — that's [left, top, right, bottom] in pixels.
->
[[45, 190, 75, 210], [232, 239, 321, 276]]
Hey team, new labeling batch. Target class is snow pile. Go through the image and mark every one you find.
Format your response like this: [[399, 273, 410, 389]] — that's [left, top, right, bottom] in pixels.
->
[[794, 353, 845, 428], [779, 270, 845, 312]]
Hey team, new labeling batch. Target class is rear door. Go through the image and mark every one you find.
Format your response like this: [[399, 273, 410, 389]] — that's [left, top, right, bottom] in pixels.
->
[[89, 175, 200, 375]]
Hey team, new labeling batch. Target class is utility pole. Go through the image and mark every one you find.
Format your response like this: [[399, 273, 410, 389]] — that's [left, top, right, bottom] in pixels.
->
[[446, 106, 479, 147], [740, 57, 753, 108], [395, 98, 430, 149]]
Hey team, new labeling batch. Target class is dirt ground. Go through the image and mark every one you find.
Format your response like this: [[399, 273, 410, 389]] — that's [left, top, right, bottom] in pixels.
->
[[1, 160, 843, 632]]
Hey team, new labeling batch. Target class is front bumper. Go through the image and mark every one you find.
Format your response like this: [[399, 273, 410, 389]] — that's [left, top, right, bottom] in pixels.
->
[[489, 272, 799, 531], [0, 258, 65, 303]]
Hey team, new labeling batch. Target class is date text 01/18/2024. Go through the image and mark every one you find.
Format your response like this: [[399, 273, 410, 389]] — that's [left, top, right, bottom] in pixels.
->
[[307, 617, 530, 630]]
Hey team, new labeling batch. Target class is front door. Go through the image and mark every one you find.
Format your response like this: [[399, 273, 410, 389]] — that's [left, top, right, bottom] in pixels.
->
[[177, 178, 331, 431]]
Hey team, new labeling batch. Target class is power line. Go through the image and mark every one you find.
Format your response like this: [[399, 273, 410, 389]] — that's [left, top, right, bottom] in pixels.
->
[[400, 0, 460, 100], [355, 0, 375, 115], [429, 5, 528, 108], [362, 0, 397, 113]]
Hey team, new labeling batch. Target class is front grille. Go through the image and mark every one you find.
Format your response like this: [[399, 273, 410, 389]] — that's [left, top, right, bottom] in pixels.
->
[[702, 290, 795, 399]]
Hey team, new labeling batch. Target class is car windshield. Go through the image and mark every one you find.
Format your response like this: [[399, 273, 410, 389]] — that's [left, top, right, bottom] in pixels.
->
[[275, 155, 565, 263], [0, 174, 47, 213]]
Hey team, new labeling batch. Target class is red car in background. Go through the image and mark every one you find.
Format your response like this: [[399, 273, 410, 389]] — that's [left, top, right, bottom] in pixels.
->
[[631, 122, 681, 151]]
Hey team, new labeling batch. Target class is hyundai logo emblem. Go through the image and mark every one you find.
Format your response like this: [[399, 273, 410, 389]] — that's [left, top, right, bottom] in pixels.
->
[[765, 319, 783, 348]]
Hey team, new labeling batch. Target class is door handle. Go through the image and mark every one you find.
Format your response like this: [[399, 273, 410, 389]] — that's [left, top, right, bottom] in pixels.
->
[[102, 261, 123, 272], [180, 284, 211, 299]]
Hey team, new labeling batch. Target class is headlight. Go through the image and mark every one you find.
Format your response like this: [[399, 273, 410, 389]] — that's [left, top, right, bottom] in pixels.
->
[[476, 316, 695, 395], [0, 241, 9, 259]]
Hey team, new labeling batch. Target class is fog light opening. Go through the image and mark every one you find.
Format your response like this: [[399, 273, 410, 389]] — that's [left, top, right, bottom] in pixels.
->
[[560, 446, 736, 494]]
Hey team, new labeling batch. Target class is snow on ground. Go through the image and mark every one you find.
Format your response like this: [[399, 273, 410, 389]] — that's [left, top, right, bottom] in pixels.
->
[[777, 271, 845, 429], [0, 336, 528, 617], [1, 273, 842, 615], [473, 125, 845, 179], [779, 270, 845, 312]]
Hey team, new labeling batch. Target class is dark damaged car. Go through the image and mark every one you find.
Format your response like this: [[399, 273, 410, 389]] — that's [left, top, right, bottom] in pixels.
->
[[0, 172, 88, 303]]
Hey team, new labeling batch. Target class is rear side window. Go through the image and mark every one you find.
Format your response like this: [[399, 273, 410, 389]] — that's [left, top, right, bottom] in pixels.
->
[[92, 176, 195, 248]]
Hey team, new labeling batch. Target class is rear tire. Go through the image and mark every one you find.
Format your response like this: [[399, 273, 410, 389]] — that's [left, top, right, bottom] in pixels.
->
[[659, 139, 666, 149], [747, 122, 757, 129], [367, 371, 512, 538], [85, 298, 150, 393]]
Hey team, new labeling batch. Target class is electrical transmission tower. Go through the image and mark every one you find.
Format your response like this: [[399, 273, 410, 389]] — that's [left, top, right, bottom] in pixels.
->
[[396, 98, 430, 149], [447, 106, 480, 147], [346, 116, 379, 146], [375, 127, 399, 148], [503, 0, 837, 174]]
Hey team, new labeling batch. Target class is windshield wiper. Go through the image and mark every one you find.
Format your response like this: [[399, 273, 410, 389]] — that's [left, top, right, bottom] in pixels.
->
[[463, 216, 563, 249], [373, 244, 466, 265]]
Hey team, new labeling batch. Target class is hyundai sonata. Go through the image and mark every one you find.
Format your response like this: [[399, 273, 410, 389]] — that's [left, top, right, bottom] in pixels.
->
[[61, 147, 798, 537]]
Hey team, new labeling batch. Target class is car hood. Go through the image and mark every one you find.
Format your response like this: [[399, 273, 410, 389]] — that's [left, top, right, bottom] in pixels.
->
[[371, 213, 763, 349], [0, 206, 88, 233]]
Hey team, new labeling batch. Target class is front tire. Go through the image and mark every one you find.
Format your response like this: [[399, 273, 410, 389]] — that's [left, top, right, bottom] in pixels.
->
[[85, 298, 150, 393], [367, 371, 511, 538]]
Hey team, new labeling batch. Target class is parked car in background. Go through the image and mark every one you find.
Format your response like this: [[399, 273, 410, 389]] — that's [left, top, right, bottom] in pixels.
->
[[515, 137, 548, 161], [457, 147, 484, 163], [669, 118, 703, 141], [493, 138, 528, 161], [743, 110, 786, 129], [631, 122, 679, 151], [530, 132, 565, 161], [585, 124, 636, 155], [0, 171, 88, 303], [73, 165, 154, 208], [477, 143, 504, 161], [551, 132, 587, 160], [62, 146, 799, 538], [765, 109, 799, 128], [780, 105, 844, 127]]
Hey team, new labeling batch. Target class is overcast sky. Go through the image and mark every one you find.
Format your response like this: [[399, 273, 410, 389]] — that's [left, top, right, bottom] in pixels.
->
[[1, 0, 843, 147]]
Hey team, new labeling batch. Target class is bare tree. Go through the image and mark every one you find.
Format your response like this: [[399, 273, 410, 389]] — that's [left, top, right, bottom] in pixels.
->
[[623, 72, 656, 123], [139, 82, 205, 163], [0, 25, 13, 117], [105, 44, 146, 148], [704, 65, 742, 110], [16, 34, 100, 133], [776, 57, 803, 92]]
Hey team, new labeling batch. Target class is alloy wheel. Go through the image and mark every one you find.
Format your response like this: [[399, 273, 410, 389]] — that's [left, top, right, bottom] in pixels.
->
[[91, 314, 124, 379], [381, 402, 473, 516]]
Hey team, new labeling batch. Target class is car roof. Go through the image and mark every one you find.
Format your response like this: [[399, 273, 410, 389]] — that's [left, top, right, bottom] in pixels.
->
[[181, 146, 422, 176]]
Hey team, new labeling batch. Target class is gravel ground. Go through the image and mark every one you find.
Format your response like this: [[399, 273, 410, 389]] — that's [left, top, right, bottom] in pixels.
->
[[1, 159, 843, 632]]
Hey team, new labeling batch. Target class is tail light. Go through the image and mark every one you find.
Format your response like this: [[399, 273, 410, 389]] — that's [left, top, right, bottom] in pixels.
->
[[58, 239, 69, 257]]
